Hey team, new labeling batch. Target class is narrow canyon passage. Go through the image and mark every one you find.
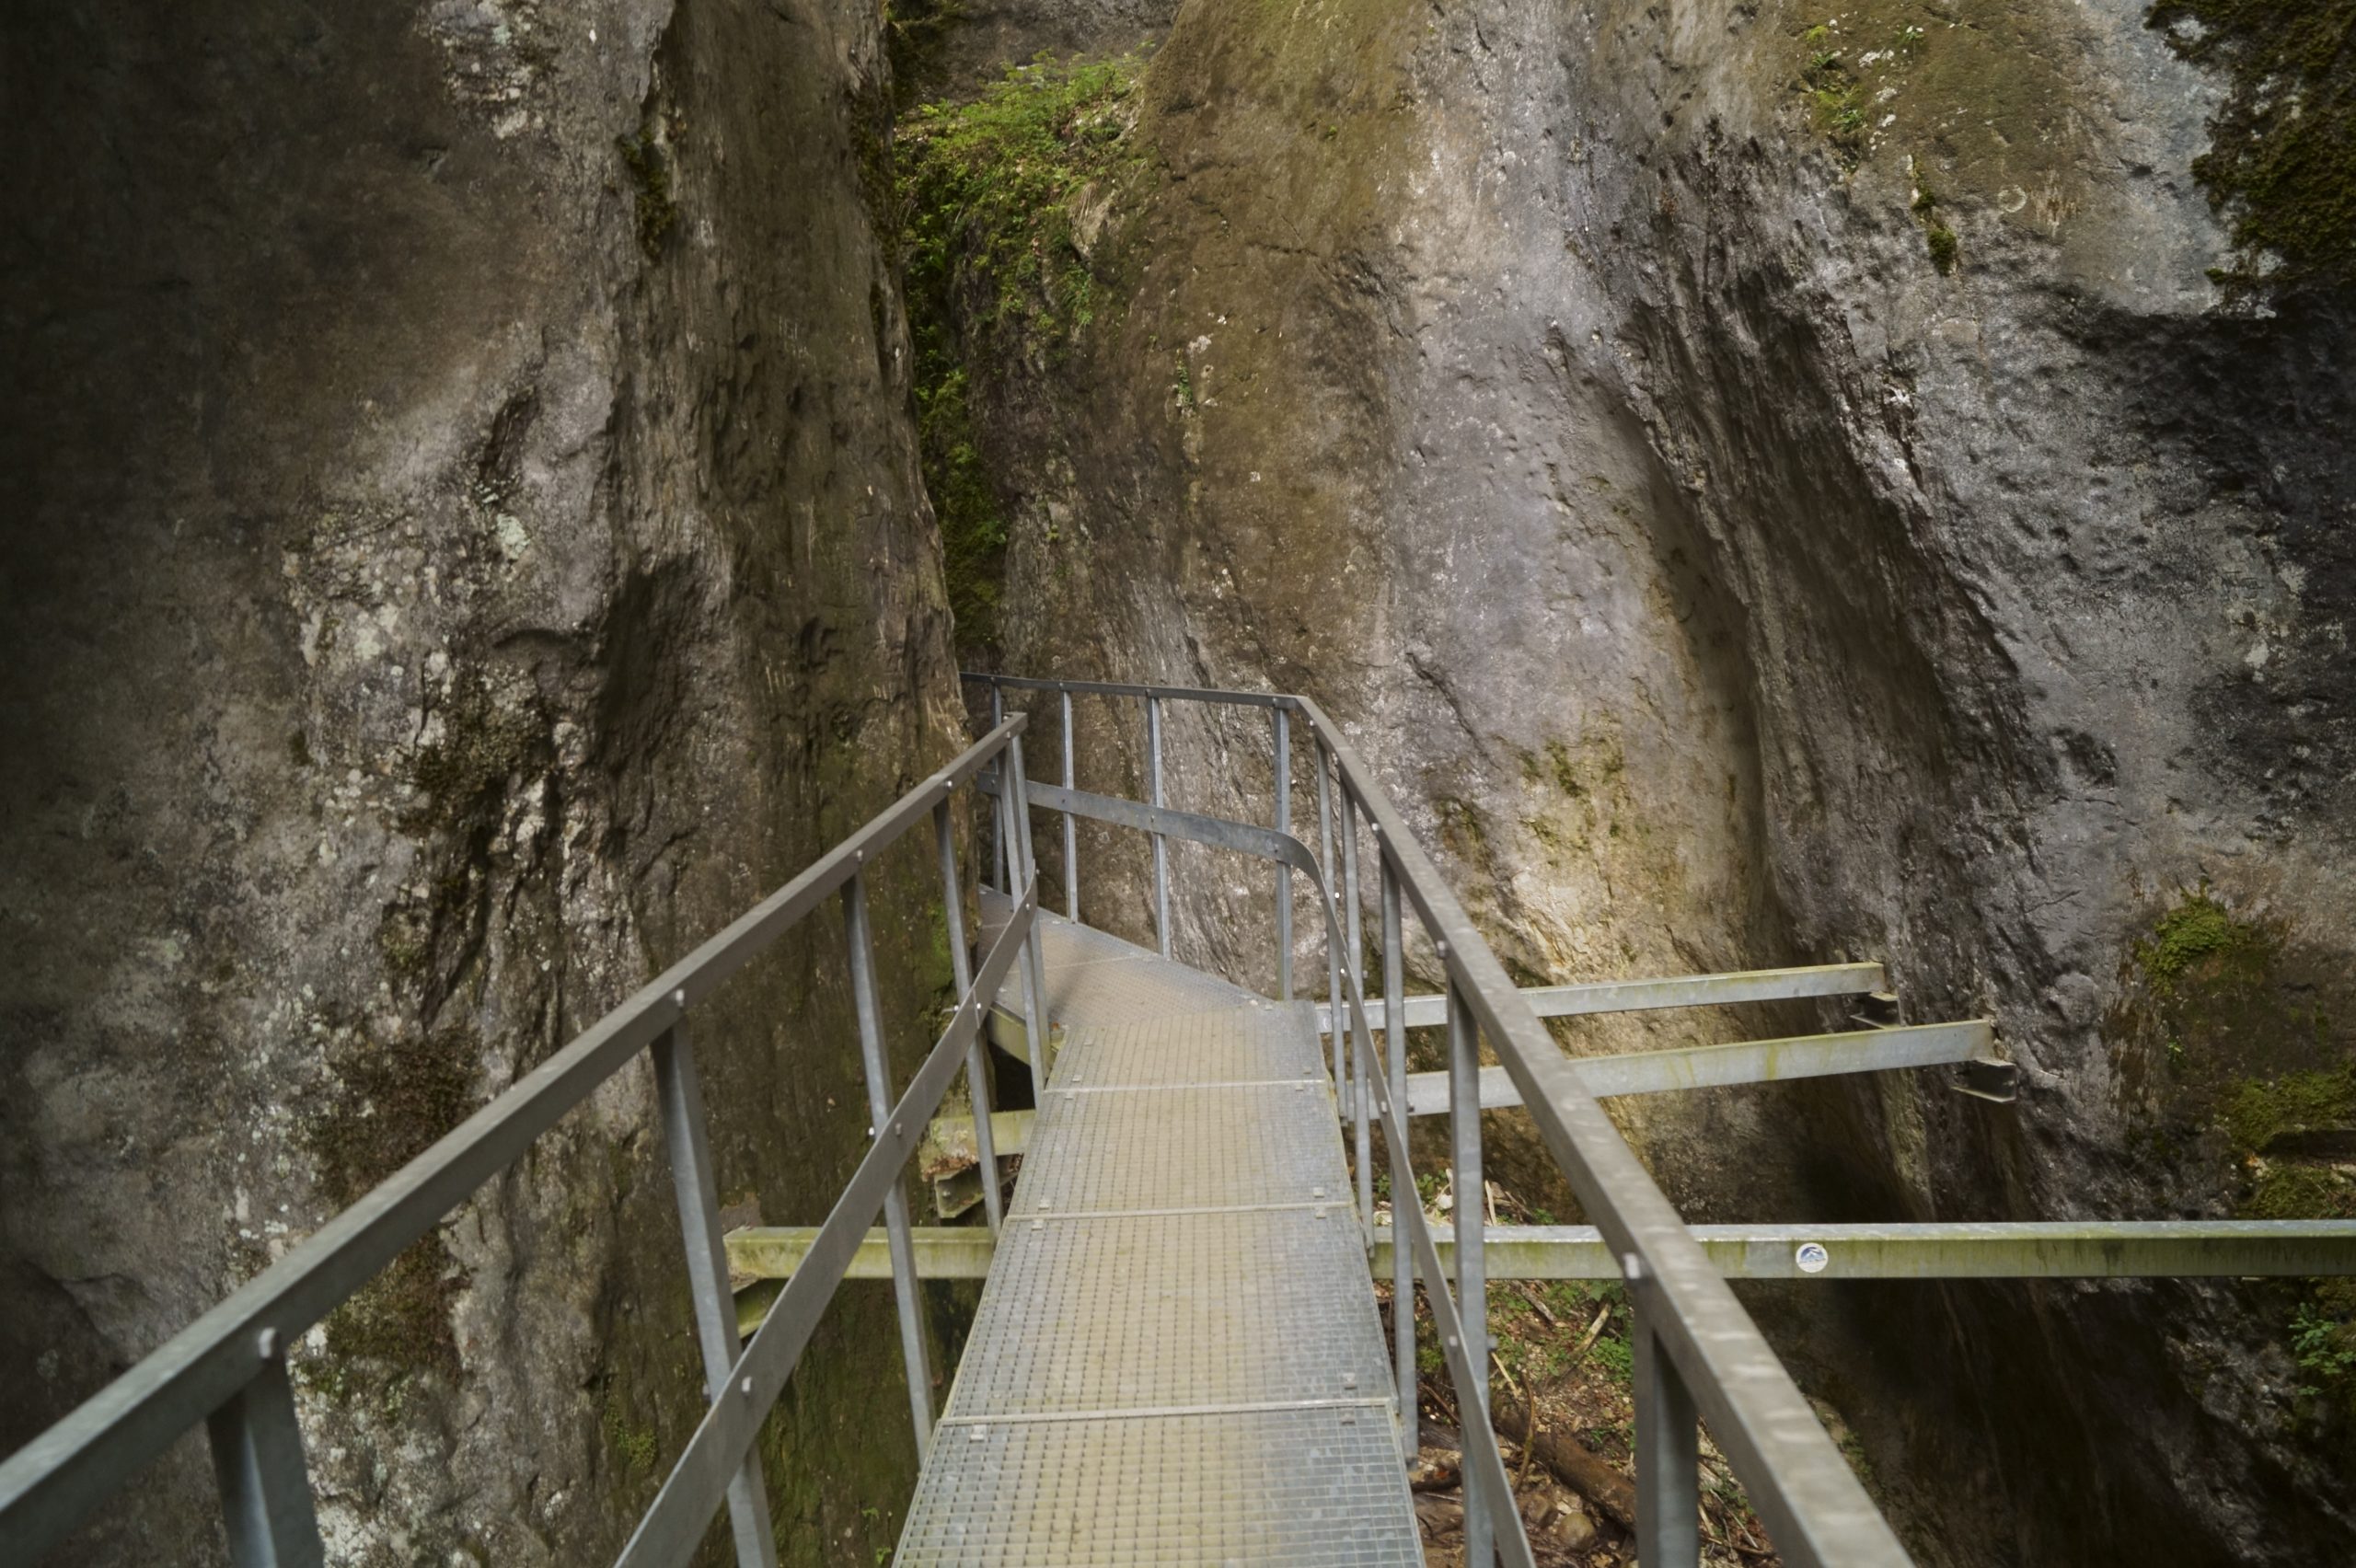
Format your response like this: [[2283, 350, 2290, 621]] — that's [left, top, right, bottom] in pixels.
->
[[3, 2, 2351, 1566]]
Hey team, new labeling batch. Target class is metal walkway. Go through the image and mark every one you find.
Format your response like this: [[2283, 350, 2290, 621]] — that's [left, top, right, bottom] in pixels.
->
[[894, 903, 1421, 1564]]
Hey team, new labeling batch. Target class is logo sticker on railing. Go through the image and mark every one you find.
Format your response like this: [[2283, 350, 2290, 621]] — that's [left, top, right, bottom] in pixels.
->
[[1795, 1241, 1831, 1274]]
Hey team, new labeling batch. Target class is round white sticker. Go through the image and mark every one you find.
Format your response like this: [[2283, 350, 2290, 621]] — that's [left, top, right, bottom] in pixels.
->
[[1795, 1241, 1831, 1274]]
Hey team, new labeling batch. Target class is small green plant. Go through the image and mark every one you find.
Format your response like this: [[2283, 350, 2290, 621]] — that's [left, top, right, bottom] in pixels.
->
[[1925, 224, 1959, 273], [2292, 1303, 2356, 1393], [1590, 1333, 1634, 1384]]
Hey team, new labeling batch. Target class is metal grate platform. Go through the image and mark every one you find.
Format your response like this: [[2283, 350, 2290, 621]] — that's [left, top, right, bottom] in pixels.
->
[[896, 909, 1421, 1565], [980, 898, 1269, 1032]]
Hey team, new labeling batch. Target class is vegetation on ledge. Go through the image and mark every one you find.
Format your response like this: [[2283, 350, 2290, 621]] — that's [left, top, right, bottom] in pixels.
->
[[892, 53, 1149, 656]]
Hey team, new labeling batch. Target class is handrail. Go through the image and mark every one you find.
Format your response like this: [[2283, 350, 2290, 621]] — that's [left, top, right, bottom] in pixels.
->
[[966, 671, 1910, 1568], [1294, 692, 1909, 1567], [0, 717, 1038, 1568]]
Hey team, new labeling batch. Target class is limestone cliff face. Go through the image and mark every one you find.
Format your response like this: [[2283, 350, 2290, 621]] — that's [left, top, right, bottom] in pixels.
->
[[931, 0, 2356, 1562], [1, 2, 961, 1563]]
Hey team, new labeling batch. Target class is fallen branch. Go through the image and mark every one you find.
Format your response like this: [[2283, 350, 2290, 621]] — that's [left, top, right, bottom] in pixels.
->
[[1488, 1394, 1637, 1532], [1572, 1301, 1611, 1359]]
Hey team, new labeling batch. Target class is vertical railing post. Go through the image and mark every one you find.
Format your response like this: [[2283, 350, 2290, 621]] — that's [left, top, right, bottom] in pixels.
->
[[936, 797, 1002, 1235], [989, 684, 1009, 893], [999, 739, 1055, 1082], [1380, 857, 1415, 1462], [1008, 733, 1054, 1083], [1315, 743, 1343, 1086], [1634, 1305, 1702, 1568], [1449, 975, 1492, 1567], [1147, 695, 1170, 956], [1061, 687, 1079, 919], [652, 1016, 781, 1568], [845, 870, 935, 1456], [205, 1353, 325, 1568], [1272, 706, 1292, 1000], [1341, 793, 1371, 1233]]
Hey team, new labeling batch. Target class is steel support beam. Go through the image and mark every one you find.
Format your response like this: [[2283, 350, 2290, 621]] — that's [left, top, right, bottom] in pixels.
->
[[1315, 963, 1887, 1035], [1401, 1020, 1993, 1115], [919, 1109, 1036, 1166], [728, 1220, 2356, 1305], [1370, 1221, 2356, 1280]]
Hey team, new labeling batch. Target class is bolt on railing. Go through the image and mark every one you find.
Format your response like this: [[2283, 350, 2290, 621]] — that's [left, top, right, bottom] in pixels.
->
[[0, 719, 1052, 1568]]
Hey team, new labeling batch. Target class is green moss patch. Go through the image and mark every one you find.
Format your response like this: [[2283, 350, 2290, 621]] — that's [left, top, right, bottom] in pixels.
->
[[2222, 1066, 2356, 1152], [2136, 892, 2262, 991], [2146, 0, 2356, 296], [892, 54, 1151, 658]]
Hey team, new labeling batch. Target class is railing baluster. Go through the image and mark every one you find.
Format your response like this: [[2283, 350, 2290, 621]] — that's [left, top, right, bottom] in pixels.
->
[[1340, 790, 1371, 1233], [845, 870, 934, 1456], [1315, 742, 1342, 1086], [936, 799, 1002, 1234], [205, 1354, 324, 1568], [1147, 695, 1170, 956], [989, 685, 1009, 892], [1449, 976, 1492, 1566], [1061, 688, 1079, 919], [1634, 1306, 1702, 1568], [652, 1017, 781, 1568], [1009, 734, 1055, 1083], [1380, 858, 1415, 1462], [1273, 707, 1292, 1000]]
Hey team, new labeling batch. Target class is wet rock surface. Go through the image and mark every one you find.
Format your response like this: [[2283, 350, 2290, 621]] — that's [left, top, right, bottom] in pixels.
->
[[2, 2, 961, 1563]]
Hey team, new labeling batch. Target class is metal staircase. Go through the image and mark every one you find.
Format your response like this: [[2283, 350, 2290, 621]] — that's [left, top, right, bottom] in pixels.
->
[[4, 674, 2352, 1568]]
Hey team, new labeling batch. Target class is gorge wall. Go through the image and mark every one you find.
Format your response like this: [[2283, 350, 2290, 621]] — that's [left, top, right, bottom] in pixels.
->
[[2, 2, 964, 1563], [916, 1, 2356, 1563]]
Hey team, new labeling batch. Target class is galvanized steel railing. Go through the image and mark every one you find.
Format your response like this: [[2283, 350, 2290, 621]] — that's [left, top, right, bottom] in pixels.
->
[[965, 673, 1911, 1568], [0, 718, 1055, 1568]]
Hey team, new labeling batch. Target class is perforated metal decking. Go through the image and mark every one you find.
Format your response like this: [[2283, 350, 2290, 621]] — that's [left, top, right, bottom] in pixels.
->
[[895, 906, 1422, 1565]]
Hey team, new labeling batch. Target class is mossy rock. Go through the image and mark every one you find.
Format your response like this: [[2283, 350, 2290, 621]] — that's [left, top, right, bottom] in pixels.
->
[[2146, 0, 2356, 298], [2221, 1066, 2356, 1154], [892, 52, 1155, 658], [304, 1028, 479, 1385]]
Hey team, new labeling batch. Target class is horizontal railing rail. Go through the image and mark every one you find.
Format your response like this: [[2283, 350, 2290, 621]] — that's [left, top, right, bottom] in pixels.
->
[[0, 716, 1049, 1568]]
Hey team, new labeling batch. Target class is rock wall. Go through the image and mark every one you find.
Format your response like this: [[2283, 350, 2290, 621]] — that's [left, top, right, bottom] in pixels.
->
[[0, 2, 963, 1563], [931, 0, 2356, 1562]]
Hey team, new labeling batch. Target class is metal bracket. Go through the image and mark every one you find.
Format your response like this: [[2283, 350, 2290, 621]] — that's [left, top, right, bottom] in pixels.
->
[[1953, 1056, 2019, 1104], [1853, 990, 1902, 1028]]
